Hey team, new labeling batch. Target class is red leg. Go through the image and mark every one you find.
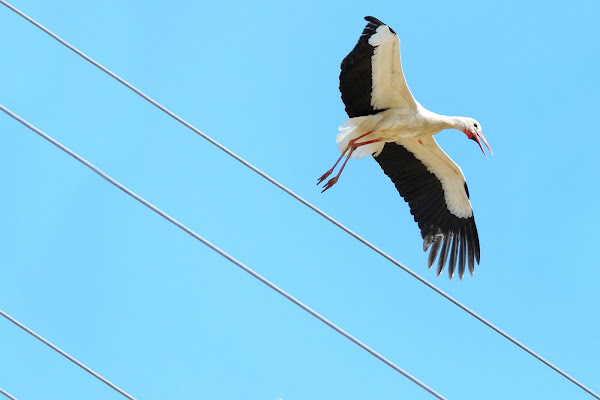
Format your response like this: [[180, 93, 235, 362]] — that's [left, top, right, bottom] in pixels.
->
[[317, 153, 345, 185], [317, 131, 374, 185], [321, 139, 381, 193]]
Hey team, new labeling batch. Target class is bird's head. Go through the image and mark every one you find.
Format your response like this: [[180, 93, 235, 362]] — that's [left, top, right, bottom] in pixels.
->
[[463, 118, 493, 156]]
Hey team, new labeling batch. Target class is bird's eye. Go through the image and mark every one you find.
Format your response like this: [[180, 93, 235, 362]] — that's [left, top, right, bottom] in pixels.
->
[[474, 123, 478, 128]]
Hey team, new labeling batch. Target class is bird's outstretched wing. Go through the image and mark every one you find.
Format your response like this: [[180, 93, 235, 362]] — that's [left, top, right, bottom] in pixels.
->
[[340, 16, 418, 118], [374, 137, 481, 279]]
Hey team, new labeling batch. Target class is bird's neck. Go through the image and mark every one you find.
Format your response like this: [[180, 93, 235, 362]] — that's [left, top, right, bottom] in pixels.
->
[[423, 112, 465, 133]]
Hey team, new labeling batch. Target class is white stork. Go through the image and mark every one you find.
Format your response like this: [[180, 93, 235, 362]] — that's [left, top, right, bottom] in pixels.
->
[[319, 16, 492, 279]]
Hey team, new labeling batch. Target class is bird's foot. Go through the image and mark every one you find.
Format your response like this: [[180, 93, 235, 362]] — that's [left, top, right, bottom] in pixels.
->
[[321, 177, 338, 193], [317, 169, 334, 185]]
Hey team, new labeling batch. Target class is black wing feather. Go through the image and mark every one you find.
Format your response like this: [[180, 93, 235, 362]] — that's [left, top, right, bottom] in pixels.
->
[[374, 142, 481, 278], [458, 231, 467, 279], [448, 234, 460, 279], [339, 16, 389, 118]]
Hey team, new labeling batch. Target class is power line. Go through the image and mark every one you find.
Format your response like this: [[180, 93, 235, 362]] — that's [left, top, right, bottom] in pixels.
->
[[0, 309, 137, 400], [0, 104, 448, 399], [0, 387, 18, 400], [0, 3, 597, 398]]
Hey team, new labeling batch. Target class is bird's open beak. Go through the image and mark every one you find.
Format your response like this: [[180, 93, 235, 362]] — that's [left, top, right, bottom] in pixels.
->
[[470, 130, 493, 156]]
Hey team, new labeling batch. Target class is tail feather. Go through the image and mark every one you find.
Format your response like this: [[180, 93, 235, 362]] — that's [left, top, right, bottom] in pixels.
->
[[336, 117, 385, 159]]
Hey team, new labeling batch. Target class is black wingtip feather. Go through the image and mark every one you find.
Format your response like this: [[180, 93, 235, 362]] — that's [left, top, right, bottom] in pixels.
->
[[458, 231, 467, 279], [448, 234, 459, 280], [423, 235, 433, 252], [364, 16, 383, 24], [428, 235, 443, 269], [473, 222, 481, 265], [437, 234, 453, 276], [363, 16, 396, 34], [468, 236, 475, 276]]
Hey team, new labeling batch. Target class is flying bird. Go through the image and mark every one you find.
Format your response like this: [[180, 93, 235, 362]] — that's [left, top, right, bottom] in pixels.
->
[[318, 16, 492, 279]]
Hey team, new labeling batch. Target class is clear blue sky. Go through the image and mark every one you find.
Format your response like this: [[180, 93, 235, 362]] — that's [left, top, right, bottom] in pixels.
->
[[1, 0, 599, 399]]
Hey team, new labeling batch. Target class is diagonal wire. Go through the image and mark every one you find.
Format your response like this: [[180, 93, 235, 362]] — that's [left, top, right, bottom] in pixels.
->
[[0, 308, 136, 400], [0, 104, 448, 400], [0, 387, 18, 400], [0, 2, 597, 399]]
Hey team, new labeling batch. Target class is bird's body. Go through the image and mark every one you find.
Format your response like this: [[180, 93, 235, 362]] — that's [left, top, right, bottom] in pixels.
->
[[337, 108, 468, 159], [319, 16, 492, 279]]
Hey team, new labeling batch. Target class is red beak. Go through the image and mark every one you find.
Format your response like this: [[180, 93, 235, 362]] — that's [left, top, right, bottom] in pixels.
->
[[470, 130, 493, 156]]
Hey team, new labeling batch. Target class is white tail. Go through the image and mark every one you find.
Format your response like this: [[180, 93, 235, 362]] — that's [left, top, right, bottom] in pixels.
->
[[336, 117, 385, 159]]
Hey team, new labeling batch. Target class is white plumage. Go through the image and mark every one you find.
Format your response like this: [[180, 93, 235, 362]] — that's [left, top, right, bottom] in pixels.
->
[[319, 16, 492, 279], [368, 23, 416, 111]]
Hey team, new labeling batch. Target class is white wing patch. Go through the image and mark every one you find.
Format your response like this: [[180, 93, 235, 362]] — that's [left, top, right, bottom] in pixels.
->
[[396, 136, 473, 218], [368, 25, 417, 112]]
